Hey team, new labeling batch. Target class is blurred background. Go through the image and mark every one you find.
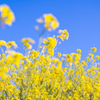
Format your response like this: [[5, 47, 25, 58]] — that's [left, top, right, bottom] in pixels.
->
[[0, 0, 100, 60]]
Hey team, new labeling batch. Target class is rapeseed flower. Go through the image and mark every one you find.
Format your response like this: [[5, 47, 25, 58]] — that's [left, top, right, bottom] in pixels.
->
[[57, 29, 69, 41], [43, 14, 59, 31], [91, 47, 97, 53], [37, 14, 59, 31], [36, 17, 43, 23], [0, 4, 15, 26], [7, 41, 17, 49], [0, 7, 100, 99], [22, 38, 35, 50], [0, 40, 6, 47]]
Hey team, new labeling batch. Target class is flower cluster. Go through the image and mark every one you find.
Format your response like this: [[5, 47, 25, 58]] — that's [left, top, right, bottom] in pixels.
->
[[0, 35, 100, 100], [57, 29, 69, 41], [0, 4, 100, 100], [0, 4, 15, 27], [37, 13, 59, 31], [22, 38, 35, 50]]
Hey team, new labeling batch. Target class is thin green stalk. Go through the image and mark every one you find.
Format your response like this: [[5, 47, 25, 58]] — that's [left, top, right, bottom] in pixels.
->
[[37, 28, 46, 51]]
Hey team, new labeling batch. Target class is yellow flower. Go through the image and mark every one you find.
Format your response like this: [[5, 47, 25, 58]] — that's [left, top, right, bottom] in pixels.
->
[[58, 29, 62, 33], [91, 47, 97, 53], [0, 40, 6, 47], [89, 53, 94, 59], [29, 49, 39, 58], [43, 37, 57, 51], [62, 29, 69, 39], [7, 41, 17, 49], [64, 54, 73, 65], [34, 25, 39, 31], [95, 55, 100, 60], [36, 17, 43, 23], [13, 53, 23, 66], [86, 56, 90, 61], [22, 38, 35, 44], [66, 80, 72, 89], [22, 38, 35, 49], [0, 4, 15, 26], [57, 52, 61, 58], [74, 53, 81, 63], [43, 38, 48, 44], [57, 29, 69, 41], [47, 37, 57, 48], [76, 48, 81, 53], [43, 13, 59, 31]]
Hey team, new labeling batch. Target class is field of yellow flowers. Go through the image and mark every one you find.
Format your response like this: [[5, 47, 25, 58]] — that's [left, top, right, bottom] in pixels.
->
[[0, 4, 100, 100]]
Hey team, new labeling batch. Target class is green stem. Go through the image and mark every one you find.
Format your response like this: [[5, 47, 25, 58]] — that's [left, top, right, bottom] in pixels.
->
[[37, 28, 46, 51], [0, 47, 4, 54]]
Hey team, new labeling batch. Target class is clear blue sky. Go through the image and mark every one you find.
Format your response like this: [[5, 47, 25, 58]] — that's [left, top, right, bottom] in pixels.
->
[[0, 0, 100, 60]]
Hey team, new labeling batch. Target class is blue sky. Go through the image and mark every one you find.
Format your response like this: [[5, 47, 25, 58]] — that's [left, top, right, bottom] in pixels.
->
[[0, 0, 100, 60]]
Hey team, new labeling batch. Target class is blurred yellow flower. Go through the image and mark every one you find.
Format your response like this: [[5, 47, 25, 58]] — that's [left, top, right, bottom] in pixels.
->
[[91, 47, 97, 53], [0, 4, 15, 26], [57, 29, 69, 41], [76, 48, 81, 53], [36, 17, 43, 23], [34, 26, 39, 31], [43, 13, 59, 31], [22, 38, 35, 50], [7, 41, 17, 49], [0, 40, 6, 47], [22, 38, 35, 44]]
